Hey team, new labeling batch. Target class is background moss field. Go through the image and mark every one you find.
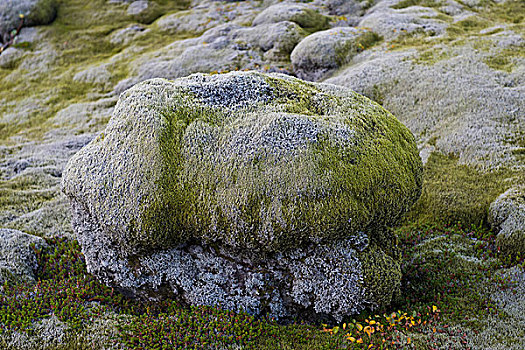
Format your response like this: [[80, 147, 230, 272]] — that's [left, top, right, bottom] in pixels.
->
[[1, 0, 524, 349]]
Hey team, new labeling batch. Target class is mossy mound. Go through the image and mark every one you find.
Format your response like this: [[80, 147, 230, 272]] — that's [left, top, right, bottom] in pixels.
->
[[61, 71, 421, 321], [0, 0, 58, 38], [252, 3, 330, 33], [62, 71, 422, 255], [490, 186, 525, 256]]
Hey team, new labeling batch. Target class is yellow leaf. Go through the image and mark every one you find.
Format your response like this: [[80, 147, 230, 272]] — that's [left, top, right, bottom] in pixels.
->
[[356, 338, 363, 344], [368, 345, 373, 349], [343, 323, 346, 330], [369, 320, 377, 325], [433, 305, 439, 313], [407, 337, 411, 344], [356, 323, 363, 331], [348, 336, 356, 342]]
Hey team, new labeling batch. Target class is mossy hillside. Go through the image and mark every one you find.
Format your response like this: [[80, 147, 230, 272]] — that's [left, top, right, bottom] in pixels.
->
[[0, 0, 192, 143], [391, 0, 442, 10], [385, 0, 524, 65], [115, 72, 424, 254]]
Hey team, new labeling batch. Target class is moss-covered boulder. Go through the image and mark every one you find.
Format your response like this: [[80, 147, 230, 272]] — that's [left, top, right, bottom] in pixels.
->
[[252, 3, 330, 33], [291, 27, 380, 81], [62, 71, 422, 321], [0, 228, 47, 286], [0, 0, 58, 40], [490, 186, 525, 256]]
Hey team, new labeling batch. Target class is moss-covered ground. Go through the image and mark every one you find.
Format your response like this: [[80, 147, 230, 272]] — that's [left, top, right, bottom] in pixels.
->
[[0, 220, 522, 349], [0, 0, 192, 142], [1, 0, 524, 348], [385, 0, 524, 65]]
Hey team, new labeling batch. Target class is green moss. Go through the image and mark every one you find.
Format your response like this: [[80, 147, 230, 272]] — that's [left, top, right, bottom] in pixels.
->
[[25, 0, 58, 26], [138, 101, 227, 251], [0, 0, 195, 143], [290, 9, 331, 34], [0, 174, 57, 224], [391, 0, 442, 10], [394, 222, 509, 328], [334, 31, 381, 67], [358, 241, 402, 309], [497, 229, 525, 257], [132, 74, 422, 253], [405, 152, 516, 226], [484, 44, 524, 72], [414, 46, 451, 65], [387, 0, 524, 57], [485, 54, 513, 72]]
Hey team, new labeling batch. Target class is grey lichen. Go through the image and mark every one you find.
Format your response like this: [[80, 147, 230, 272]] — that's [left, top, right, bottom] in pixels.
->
[[0, 228, 47, 286], [63, 71, 422, 255], [490, 186, 525, 255], [62, 70, 421, 320]]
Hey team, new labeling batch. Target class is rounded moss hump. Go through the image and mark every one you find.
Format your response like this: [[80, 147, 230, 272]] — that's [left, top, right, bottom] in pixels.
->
[[62, 71, 422, 256]]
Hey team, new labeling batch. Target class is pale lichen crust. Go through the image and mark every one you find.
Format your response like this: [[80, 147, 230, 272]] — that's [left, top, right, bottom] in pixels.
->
[[62, 71, 422, 255]]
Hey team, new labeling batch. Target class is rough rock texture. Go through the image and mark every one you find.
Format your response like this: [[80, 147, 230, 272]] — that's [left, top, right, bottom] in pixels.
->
[[0, 0, 58, 40], [128, 22, 305, 85], [126, 0, 162, 24], [0, 0, 523, 346], [157, 0, 258, 35], [490, 187, 525, 255], [0, 228, 47, 285], [325, 37, 525, 170], [359, 0, 449, 40], [291, 27, 380, 81], [62, 71, 422, 321], [252, 2, 330, 32]]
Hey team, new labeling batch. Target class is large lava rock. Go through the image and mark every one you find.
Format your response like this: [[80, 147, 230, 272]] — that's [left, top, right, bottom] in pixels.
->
[[62, 71, 422, 321]]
